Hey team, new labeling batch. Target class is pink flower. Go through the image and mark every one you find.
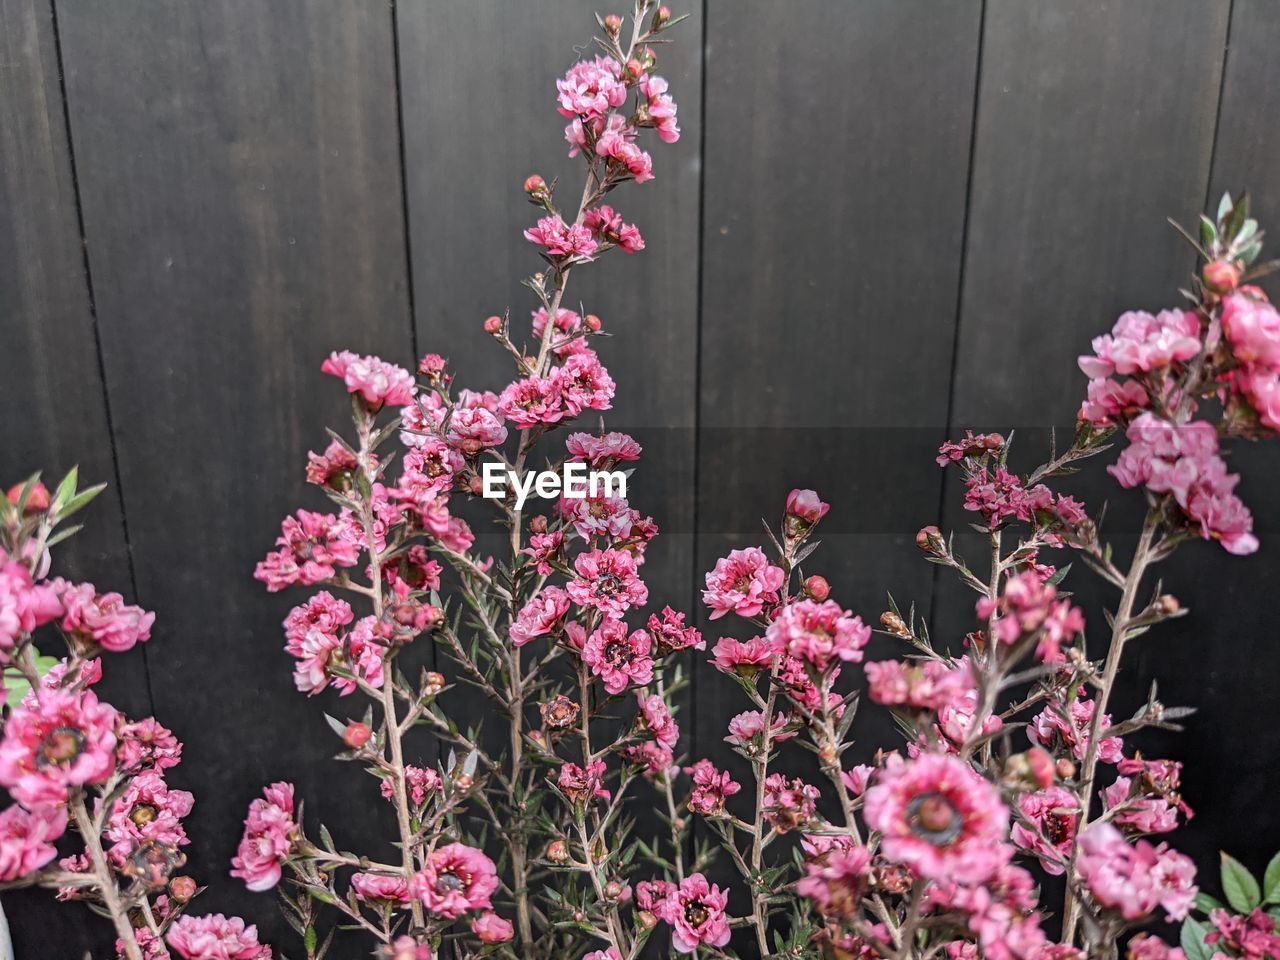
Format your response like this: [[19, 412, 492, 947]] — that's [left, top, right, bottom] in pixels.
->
[[1078, 309, 1202, 379], [975, 572, 1085, 662], [647, 606, 703, 654], [710, 635, 776, 675], [582, 620, 654, 694], [552, 351, 616, 415], [380, 766, 442, 807], [702, 547, 784, 620], [48, 581, 153, 653], [0, 561, 63, 656], [379, 937, 432, 960], [623, 740, 676, 779], [559, 491, 634, 541], [556, 56, 626, 122], [1079, 377, 1149, 426], [0, 687, 117, 806], [254, 510, 361, 592], [767, 599, 870, 671], [509, 588, 570, 647], [863, 752, 1010, 885], [1076, 822, 1197, 921], [230, 782, 296, 892], [521, 531, 564, 576], [497, 374, 565, 427], [583, 951, 622, 960], [566, 430, 642, 467], [446, 406, 508, 455], [351, 872, 410, 906], [1101, 776, 1182, 835], [1204, 907, 1280, 958], [321, 351, 416, 409], [762, 773, 819, 833], [568, 549, 648, 618], [785, 488, 830, 527], [684, 758, 740, 816], [105, 770, 194, 865], [597, 122, 654, 184], [411, 842, 498, 919], [524, 214, 598, 261], [937, 686, 1003, 748], [1126, 935, 1188, 960], [557, 759, 612, 805], [636, 879, 677, 913], [166, 913, 272, 960], [116, 716, 182, 774], [582, 204, 645, 253], [725, 710, 795, 750], [1028, 699, 1122, 765], [305, 439, 359, 488], [652, 873, 731, 954], [635, 691, 679, 748], [797, 838, 871, 918], [1011, 787, 1079, 875], [0, 803, 66, 881], [471, 912, 514, 944], [1223, 290, 1280, 366], [639, 74, 680, 143], [866, 657, 976, 711], [842, 764, 875, 796]]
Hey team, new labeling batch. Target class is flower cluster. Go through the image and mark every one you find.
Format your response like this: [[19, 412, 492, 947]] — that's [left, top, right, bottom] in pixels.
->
[[0, 473, 266, 960]]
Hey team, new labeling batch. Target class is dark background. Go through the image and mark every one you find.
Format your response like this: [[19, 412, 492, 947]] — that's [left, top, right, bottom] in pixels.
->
[[4, 0, 1280, 955]]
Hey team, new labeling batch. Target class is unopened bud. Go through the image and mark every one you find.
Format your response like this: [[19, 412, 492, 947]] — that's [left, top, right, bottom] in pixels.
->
[[1203, 259, 1241, 295], [916, 525, 945, 556], [468, 474, 484, 495], [879, 610, 909, 638], [422, 671, 446, 697], [529, 514, 548, 534], [1002, 747, 1055, 790], [804, 574, 830, 601], [546, 839, 570, 863], [7, 482, 50, 515], [637, 909, 658, 930], [168, 875, 197, 903], [639, 47, 656, 69], [603, 14, 622, 36], [1154, 594, 1180, 617], [483, 315, 503, 335], [604, 880, 623, 900], [454, 774, 473, 792], [625, 59, 644, 80], [656, 6, 672, 26], [584, 313, 602, 332], [1056, 758, 1076, 781], [343, 722, 372, 749]]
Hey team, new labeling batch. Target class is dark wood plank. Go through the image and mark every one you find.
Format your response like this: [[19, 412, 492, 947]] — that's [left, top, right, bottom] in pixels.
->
[[938, 0, 1239, 896], [396, 0, 702, 829], [695, 0, 983, 915], [0, 0, 145, 952], [54, 0, 413, 948], [1143, 0, 1280, 882]]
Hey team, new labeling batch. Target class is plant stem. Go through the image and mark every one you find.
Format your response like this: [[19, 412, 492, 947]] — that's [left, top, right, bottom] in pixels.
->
[[748, 671, 779, 958], [1060, 508, 1158, 942], [71, 792, 142, 960]]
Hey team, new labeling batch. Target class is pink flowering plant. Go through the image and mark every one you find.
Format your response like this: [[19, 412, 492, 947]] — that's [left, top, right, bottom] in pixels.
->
[[0, 473, 271, 960], [663, 193, 1280, 960], [241, 4, 699, 958]]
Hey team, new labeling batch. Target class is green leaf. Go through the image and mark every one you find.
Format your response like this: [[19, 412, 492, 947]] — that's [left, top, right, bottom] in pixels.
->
[[4, 652, 61, 708], [1195, 890, 1225, 914], [1201, 214, 1218, 249], [1221, 852, 1262, 912], [1218, 193, 1234, 222], [1180, 917, 1213, 960], [1263, 850, 1280, 904], [51, 466, 79, 512]]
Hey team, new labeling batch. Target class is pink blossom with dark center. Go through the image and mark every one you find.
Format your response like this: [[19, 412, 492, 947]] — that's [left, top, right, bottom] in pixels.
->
[[0, 687, 118, 807], [1011, 786, 1079, 875], [568, 549, 648, 618], [684, 758, 740, 816], [524, 214, 598, 261], [552, 351, 616, 415], [446, 406, 508, 455], [582, 619, 653, 694], [305, 439, 359, 489], [863, 752, 1011, 885], [647, 606, 703, 654], [557, 760, 610, 805], [652, 872, 731, 954], [767, 599, 871, 671], [116, 716, 182, 775], [797, 837, 871, 918], [582, 204, 645, 253], [497, 374, 566, 428], [509, 587, 571, 647], [381, 766, 442, 808], [559, 492, 633, 541], [521, 531, 564, 576], [411, 842, 498, 919], [566, 430, 642, 467], [105, 769, 194, 866], [762, 773, 819, 833]]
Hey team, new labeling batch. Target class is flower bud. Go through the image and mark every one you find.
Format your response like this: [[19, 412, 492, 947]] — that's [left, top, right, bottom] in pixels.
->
[[584, 313, 602, 332], [1002, 746, 1055, 790], [637, 909, 658, 930], [454, 774, 474, 792], [1056, 758, 1076, 781], [417, 353, 447, 378], [169, 875, 197, 903], [785, 488, 830, 529], [604, 880, 623, 900], [468, 474, 484, 495], [483, 315, 503, 336], [625, 58, 644, 80], [603, 14, 622, 36], [655, 6, 672, 26], [879, 610, 909, 638], [1203, 259, 1241, 295], [422, 672, 446, 697], [804, 574, 830, 601], [1154, 594, 1180, 617], [343, 722, 372, 749], [546, 839, 570, 863], [529, 514, 548, 535], [7, 482, 50, 515], [916, 525, 945, 556]]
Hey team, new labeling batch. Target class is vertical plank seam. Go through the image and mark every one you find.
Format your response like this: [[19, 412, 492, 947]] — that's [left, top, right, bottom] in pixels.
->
[[688, 0, 710, 871], [1201, 0, 1235, 211], [926, 0, 987, 642], [389, 0, 421, 366], [47, 0, 157, 716]]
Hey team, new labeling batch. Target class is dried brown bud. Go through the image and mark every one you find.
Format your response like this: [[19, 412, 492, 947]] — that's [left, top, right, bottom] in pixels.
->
[[422, 671, 446, 697], [540, 694, 580, 730], [546, 839, 570, 863], [529, 514, 548, 535], [879, 610, 910, 638], [1154, 594, 1181, 617]]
